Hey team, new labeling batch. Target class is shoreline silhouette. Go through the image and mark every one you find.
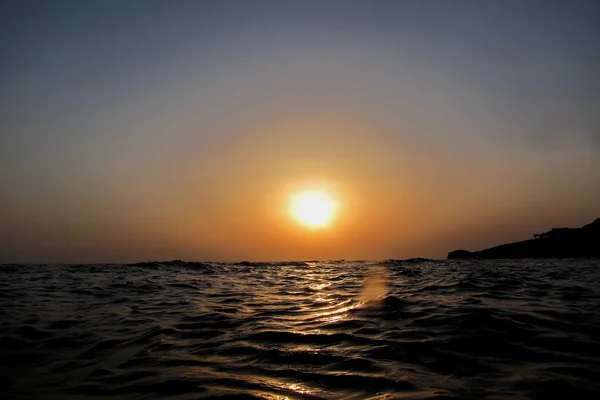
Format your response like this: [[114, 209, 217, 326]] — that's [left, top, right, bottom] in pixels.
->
[[448, 218, 600, 259]]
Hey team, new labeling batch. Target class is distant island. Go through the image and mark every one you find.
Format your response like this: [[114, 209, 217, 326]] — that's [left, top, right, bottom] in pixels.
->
[[448, 218, 600, 259]]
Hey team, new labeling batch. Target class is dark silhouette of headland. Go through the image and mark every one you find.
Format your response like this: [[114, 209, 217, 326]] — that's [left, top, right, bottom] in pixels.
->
[[448, 218, 600, 259]]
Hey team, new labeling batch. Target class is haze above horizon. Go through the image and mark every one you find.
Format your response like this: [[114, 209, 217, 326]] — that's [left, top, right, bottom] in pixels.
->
[[1, 0, 599, 263]]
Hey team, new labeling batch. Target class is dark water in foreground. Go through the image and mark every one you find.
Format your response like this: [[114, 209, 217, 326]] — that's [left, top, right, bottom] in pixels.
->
[[1, 260, 600, 400]]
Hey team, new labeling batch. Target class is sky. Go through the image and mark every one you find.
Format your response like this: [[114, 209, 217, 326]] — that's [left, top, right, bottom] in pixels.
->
[[1, 0, 599, 263]]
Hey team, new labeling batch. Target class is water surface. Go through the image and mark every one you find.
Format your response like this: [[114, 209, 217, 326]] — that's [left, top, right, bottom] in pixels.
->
[[1, 259, 599, 399]]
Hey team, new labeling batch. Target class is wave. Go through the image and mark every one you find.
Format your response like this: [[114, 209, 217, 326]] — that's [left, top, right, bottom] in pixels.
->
[[1, 259, 600, 399]]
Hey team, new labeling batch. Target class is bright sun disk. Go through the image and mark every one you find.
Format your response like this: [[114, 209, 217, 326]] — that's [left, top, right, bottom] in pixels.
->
[[292, 192, 336, 227]]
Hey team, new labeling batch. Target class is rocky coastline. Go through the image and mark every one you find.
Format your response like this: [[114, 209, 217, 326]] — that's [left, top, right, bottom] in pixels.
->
[[448, 218, 600, 259]]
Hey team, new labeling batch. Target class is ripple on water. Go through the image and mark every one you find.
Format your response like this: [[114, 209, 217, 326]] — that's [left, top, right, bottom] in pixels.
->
[[1, 260, 600, 399]]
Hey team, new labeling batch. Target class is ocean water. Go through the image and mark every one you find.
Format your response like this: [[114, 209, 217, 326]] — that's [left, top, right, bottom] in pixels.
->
[[1, 259, 600, 400]]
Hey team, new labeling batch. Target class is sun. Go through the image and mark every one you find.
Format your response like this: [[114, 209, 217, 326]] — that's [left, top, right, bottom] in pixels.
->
[[292, 191, 336, 228]]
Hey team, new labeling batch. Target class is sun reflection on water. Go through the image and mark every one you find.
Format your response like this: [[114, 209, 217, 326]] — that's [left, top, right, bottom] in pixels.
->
[[196, 263, 395, 399], [302, 263, 391, 329], [251, 381, 315, 399], [311, 301, 361, 324]]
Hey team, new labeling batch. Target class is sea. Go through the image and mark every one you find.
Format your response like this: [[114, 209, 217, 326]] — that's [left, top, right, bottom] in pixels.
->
[[1, 259, 599, 400]]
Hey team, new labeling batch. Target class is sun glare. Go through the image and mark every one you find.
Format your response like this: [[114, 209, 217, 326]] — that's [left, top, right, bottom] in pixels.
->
[[292, 191, 336, 228]]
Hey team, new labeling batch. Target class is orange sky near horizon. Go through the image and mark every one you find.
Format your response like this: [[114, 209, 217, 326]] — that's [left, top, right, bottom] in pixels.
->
[[1, 2, 599, 263], [3, 114, 598, 263]]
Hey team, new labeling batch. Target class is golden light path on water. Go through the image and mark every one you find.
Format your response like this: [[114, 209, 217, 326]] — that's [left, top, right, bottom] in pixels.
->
[[246, 264, 392, 399], [183, 263, 393, 399]]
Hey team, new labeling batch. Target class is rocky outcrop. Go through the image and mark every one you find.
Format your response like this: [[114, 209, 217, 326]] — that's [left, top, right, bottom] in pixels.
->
[[448, 218, 600, 259], [447, 250, 477, 259]]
